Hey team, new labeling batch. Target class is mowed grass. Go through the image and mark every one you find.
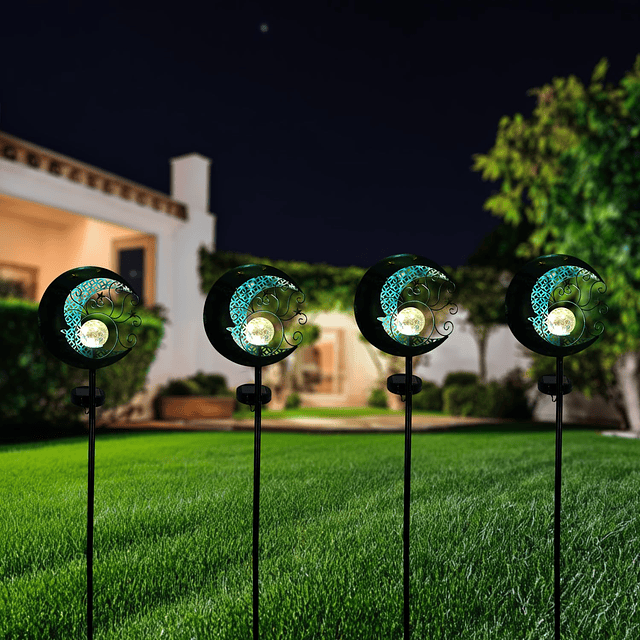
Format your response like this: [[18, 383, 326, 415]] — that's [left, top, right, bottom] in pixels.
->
[[1, 427, 639, 640], [233, 406, 444, 419]]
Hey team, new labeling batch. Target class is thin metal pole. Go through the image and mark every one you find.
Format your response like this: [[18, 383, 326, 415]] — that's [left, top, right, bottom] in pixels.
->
[[253, 366, 263, 640], [87, 368, 96, 640], [403, 356, 413, 639], [554, 356, 564, 640]]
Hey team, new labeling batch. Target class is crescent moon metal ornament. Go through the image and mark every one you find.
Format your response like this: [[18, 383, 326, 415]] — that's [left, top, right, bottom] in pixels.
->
[[203, 264, 306, 367], [506, 255, 607, 640], [203, 263, 306, 637], [38, 265, 142, 640], [505, 254, 607, 357], [354, 253, 457, 357], [355, 253, 456, 639], [38, 266, 141, 369]]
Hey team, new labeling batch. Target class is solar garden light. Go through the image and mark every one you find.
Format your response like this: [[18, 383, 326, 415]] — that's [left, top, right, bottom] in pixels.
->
[[37, 266, 141, 640], [354, 254, 456, 639], [505, 254, 607, 640], [203, 264, 306, 640]]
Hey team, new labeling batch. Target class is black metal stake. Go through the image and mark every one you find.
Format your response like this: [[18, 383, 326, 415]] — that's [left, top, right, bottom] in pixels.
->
[[87, 368, 96, 640], [554, 356, 564, 640], [403, 355, 413, 640], [253, 366, 263, 640]]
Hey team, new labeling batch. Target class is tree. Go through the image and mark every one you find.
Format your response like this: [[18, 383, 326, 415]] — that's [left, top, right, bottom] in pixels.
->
[[543, 57, 640, 431], [472, 56, 628, 257], [466, 219, 536, 274], [459, 221, 537, 383], [472, 54, 640, 431], [451, 265, 510, 383], [544, 58, 640, 350]]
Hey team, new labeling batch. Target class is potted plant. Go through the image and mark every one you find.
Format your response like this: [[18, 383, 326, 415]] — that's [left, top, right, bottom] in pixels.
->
[[155, 371, 235, 419]]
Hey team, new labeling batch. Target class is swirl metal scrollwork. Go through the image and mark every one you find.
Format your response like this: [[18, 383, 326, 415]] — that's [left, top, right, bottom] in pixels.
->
[[61, 278, 141, 358], [227, 276, 306, 356], [529, 266, 607, 347], [378, 265, 457, 347]]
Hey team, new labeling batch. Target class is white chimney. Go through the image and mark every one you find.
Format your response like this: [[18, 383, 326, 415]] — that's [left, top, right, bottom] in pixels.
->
[[170, 153, 211, 212]]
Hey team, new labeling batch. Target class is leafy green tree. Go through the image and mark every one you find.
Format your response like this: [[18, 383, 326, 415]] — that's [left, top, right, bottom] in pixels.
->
[[466, 219, 536, 274], [451, 265, 510, 383], [472, 56, 628, 256], [542, 58, 640, 431], [545, 59, 640, 351], [472, 54, 640, 431], [454, 223, 535, 384]]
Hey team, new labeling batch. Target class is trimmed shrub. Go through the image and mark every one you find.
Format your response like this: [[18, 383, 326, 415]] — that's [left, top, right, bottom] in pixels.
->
[[413, 380, 443, 412], [156, 372, 233, 398], [158, 379, 201, 397], [443, 384, 479, 417], [0, 298, 165, 436], [491, 373, 532, 419], [368, 387, 388, 409], [154, 371, 234, 417], [443, 371, 479, 387], [443, 371, 532, 419], [285, 392, 302, 409], [190, 372, 234, 396]]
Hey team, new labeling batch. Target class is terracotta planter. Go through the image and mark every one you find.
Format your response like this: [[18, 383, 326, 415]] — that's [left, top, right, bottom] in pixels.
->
[[159, 396, 235, 420]]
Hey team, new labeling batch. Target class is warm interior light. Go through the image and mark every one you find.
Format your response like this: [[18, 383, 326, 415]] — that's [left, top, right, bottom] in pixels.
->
[[395, 307, 425, 336], [245, 317, 275, 346], [547, 307, 576, 336], [79, 319, 109, 348]]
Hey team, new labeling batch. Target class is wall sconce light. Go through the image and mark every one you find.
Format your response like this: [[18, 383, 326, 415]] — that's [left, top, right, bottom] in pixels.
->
[[38, 266, 141, 640], [505, 254, 606, 640], [203, 264, 306, 639], [354, 253, 456, 639]]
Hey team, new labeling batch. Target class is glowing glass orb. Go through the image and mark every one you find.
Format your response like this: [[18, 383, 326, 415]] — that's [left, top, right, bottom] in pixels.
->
[[79, 319, 109, 348], [395, 307, 426, 336], [245, 317, 275, 346], [547, 307, 576, 336]]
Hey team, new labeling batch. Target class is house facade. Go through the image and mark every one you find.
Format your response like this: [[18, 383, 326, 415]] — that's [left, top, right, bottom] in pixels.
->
[[0, 130, 621, 425], [0, 130, 231, 417]]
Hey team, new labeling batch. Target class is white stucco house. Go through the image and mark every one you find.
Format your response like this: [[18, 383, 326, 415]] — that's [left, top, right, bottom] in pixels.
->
[[0, 130, 621, 425], [0, 129, 232, 418]]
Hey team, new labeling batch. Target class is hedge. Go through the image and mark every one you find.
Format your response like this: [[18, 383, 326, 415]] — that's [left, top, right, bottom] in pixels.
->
[[0, 298, 164, 436]]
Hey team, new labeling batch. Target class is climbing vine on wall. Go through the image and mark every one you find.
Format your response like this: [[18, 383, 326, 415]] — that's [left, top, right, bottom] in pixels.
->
[[199, 248, 367, 313]]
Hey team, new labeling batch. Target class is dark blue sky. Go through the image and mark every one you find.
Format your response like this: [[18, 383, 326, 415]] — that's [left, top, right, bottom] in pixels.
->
[[2, 0, 639, 268]]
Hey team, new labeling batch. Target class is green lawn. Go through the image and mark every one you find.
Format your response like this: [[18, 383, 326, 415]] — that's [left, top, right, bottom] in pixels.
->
[[233, 406, 444, 419], [1, 427, 639, 639]]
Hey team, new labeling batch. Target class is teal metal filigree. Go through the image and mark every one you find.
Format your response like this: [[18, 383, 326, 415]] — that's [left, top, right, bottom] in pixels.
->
[[227, 276, 306, 356], [529, 265, 607, 346], [61, 278, 141, 358], [377, 265, 456, 346]]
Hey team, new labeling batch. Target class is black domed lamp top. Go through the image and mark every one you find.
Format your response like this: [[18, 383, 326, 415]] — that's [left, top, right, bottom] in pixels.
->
[[505, 254, 607, 357], [203, 264, 306, 367], [354, 253, 457, 357], [38, 266, 141, 370]]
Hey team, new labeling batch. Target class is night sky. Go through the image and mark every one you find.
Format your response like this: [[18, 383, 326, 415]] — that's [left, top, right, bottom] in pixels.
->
[[2, 0, 640, 269]]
